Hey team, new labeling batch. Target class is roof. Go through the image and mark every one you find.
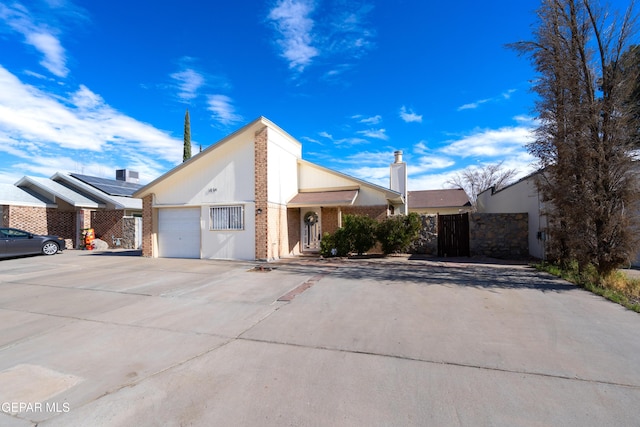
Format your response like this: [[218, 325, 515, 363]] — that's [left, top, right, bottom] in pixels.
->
[[15, 176, 103, 208], [0, 184, 56, 207], [134, 116, 404, 206], [53, 173, 142, 210], [135, 116, 300, 198], [288, 189, 359, 207], [408, 189, 471, 209], [70, 173, 142, 197]]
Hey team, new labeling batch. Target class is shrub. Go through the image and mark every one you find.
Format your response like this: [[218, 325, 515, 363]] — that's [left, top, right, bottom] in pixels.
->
[[319, 229, 350, 257], [342, 214, 377, 255], [376, 212, 422, 255], [319, 214, 377, 257]]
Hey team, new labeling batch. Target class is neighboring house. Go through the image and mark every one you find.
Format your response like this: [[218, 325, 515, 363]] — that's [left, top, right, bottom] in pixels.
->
[[2, 171, 142, 249], [475, 171, 547, 259], [134, 116, 405, 261], [407, 189, 472, 215]]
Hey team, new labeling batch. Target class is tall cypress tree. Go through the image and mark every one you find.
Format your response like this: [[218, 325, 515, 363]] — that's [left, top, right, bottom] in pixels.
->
[[183, 109, 191, 162]]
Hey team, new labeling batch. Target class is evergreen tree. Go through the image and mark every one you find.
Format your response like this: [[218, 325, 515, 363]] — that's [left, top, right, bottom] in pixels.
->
[[183, 109, 191, 162]]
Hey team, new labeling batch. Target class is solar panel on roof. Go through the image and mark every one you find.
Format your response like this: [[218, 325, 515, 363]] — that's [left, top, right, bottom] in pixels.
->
[[70, 173, 142, 197]]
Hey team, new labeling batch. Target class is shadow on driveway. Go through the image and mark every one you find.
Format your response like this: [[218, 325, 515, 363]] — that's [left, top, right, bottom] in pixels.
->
[[276, 255, 575, 293]]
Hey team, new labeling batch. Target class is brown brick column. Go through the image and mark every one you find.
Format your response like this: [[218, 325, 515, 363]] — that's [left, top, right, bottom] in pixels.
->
[[254, 126, 269, 260], [142, 194, 154, 257]]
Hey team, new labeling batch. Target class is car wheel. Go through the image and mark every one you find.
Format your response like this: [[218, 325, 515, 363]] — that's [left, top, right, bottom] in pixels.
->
[[42, 241, 59, 255]]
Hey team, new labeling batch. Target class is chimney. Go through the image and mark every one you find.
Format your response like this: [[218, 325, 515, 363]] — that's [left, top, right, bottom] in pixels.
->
[[389, 150, 408, 214], [394, 150, 403, 163], [116, 169, 139, 184]]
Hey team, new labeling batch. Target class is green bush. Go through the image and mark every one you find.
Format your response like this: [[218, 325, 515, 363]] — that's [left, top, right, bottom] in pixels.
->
[[319, 229, 350, 257], [343, 214, 377, 255], [376, 212, 422, 255], [320, 213, 422, 257]]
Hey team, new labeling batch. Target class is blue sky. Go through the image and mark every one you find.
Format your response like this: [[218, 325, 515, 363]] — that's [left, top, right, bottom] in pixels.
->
[[0, 0, 635, 190]]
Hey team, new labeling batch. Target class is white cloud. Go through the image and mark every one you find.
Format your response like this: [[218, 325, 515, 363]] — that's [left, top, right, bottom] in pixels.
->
[[357, 128, 388, 140], [413, 141, 428, 154], [440, 126, 535, 158], [266, 0, 375, 76], [399, 106, 422, 123], [410, 155, 455, 172], [457, 99, 490, 111], [0, 2, 69, 77], [354, 114, 381, 125], [318, 130, 368, 146], [457, 88, 518, 111], [207, 94, 243, 126], [170, 68, 205, 102], [0, 66, 181, 183], [267, 0, 319, 72]]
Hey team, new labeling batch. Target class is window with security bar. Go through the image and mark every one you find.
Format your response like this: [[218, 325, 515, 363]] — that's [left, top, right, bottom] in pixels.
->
[[210, 205, 244, 230]]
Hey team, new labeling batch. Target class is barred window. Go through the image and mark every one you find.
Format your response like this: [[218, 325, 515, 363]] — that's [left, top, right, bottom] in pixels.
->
[[210, 206, 244, 230]]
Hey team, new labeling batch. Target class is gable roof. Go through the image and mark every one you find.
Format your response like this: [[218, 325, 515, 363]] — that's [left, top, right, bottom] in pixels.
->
[[69, 173, 142, 197], [15, 176, 103, 208], [134, 116, 298, 198], [408, 189, 471, 209], [52, 173, 142, 210], [133, 116, 403, 205], [0, 183, 56, 207]]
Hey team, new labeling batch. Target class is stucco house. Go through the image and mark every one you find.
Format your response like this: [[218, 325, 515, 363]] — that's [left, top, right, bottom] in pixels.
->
[[407, 189, 472, 215], [134, 117, 405, 260], [475, 171, 547, 259], [2, 171, 142, 249]]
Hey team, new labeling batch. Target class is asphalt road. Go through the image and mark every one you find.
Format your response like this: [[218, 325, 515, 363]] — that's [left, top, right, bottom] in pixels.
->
[[0, 251, 638, 426]]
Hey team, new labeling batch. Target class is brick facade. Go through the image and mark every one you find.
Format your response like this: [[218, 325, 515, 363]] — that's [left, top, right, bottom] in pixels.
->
[[254, 126, 269, 260], [341, 205, 388, 222], [142, 194, 153, 257], [287, 208, 301, 255], [2, 205, 74, 249], [91, 210, 125, 248]]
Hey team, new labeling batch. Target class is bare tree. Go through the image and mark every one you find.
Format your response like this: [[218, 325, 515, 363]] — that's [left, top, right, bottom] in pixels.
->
[[511, 0, 640, 276], [446, 161, 518, 208]]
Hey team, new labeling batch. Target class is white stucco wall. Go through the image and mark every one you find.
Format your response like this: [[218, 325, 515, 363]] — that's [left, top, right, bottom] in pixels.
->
[[268, 128, 301, 205], [150, 131, 256, 260], [200, 204, 256, 260], [476, 175, 547, 259], [298, 162, 390, 206], [151, 134, 255, 206]]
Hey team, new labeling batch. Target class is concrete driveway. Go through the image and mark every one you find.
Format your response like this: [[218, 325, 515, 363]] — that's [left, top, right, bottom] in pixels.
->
[[0, 251, 638, 426]]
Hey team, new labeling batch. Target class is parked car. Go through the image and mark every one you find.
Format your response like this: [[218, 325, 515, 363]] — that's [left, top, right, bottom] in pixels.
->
[[0, 228, 65, 258]]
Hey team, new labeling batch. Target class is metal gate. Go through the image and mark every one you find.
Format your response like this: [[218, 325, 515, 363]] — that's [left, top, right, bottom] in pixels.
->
[[437, 213, 470, 257]]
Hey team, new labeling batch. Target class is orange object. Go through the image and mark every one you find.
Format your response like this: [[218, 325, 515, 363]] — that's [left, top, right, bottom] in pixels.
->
[[82, 228, 95, 250]]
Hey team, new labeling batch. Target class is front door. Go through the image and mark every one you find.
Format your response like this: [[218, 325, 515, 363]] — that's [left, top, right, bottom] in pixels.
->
[[302, 210, 321, 252]]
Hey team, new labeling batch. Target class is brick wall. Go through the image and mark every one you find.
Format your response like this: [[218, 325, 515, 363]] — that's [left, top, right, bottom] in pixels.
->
[[91, 210, 125, 248], [341, 205, 388, 222], [142, 194, 153, 257], [254, 126, 269, 260], [4, 205, 74, 249], [287, 208, 300, 255], [321, 207, 340, 235]]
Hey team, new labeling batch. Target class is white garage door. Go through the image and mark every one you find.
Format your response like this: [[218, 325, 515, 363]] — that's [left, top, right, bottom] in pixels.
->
[[158, 208, 201, 258]]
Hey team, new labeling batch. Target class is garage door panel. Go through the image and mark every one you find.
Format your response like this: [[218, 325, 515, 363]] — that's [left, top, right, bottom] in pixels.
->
[[158, 208, 201, 258]]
